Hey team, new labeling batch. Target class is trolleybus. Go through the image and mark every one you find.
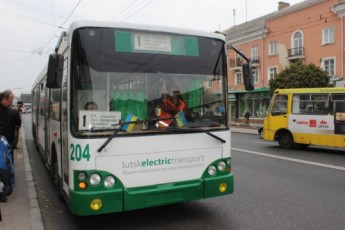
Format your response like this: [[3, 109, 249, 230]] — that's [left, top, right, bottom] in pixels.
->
[[32, 21, 253, 215]]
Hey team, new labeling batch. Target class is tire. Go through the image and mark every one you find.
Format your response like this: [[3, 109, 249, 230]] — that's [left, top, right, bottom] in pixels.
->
[[278, 131, 294, 149], [51, 159, 59, 186], [49, 146, 59, 186], [294, 143, 310, 149], [50, 149, 64, 202], [258, 127, 263, 139], [5, 183, 13, 196]]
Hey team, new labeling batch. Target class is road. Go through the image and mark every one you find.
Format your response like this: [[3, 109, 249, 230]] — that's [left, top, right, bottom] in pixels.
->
[[22, 114, 345, 230]]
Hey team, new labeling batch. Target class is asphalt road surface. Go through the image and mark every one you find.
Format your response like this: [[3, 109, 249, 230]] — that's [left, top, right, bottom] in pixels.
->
[[22, 114, 345, 230]]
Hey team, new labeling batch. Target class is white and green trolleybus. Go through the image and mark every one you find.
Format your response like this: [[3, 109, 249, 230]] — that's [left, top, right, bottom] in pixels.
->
[[31, 21, 253, 216]]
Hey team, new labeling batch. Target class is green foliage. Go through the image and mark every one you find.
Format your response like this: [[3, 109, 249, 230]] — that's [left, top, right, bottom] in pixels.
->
[[269, 60, 334, 92]]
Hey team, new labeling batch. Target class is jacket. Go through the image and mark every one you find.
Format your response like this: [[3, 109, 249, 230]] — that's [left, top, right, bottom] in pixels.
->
[[158, 97, 186, 127], [0, 104, 21, 148]]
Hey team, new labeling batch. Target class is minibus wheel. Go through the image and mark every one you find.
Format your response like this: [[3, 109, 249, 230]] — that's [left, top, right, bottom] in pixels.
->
[[294, 143, 310, 149], [278, 131, 294, 149]]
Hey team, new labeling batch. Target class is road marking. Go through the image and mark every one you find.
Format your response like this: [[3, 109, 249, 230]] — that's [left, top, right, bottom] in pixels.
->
[[232, 147, 345, 171], [252, 140, 276, 145]]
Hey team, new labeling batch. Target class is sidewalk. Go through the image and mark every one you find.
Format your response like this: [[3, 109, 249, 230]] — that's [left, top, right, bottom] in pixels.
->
[[230, 123, 260, 135], [0, 129, 44, 230]]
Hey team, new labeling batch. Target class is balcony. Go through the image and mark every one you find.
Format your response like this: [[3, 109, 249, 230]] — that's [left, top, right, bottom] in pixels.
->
[[251, 56, 260, 66], [288, 47, 305, 60], [229, 58, 243, 68]]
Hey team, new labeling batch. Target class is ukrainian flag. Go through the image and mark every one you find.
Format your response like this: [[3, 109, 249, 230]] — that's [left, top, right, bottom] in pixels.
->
[[175, 111, 188, 127], [122, 113, 138, 132]]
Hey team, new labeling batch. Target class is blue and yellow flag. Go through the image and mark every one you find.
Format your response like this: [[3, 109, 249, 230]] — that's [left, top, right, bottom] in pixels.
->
[[122, 113, 138, 132], [175, 111, 188, 127]]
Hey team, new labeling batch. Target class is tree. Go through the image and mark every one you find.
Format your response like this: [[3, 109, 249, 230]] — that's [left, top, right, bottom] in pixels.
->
[[269, 60, 333, 92]]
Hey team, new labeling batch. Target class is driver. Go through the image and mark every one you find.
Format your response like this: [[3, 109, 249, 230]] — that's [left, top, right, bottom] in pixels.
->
[[157, 89, 186, 128], [162, 89, 186, 116], [158, 89, 198, 127]]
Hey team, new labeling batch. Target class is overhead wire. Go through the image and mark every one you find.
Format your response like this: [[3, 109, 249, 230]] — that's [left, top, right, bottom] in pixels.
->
[[265, 10, 337, 35], [0, 47, 34, 54], [0, 0, 63, 18], [0, 54, 35, 64], [109, 0, 154, 22], [3, 0, 153, 64], [43, 0, 83, 48], [0, 8, 56, 27], [30, 0, 151, 52], [109, 0, 139, 21], [266, 17, 339, 40], [119, 0, 154, 22]]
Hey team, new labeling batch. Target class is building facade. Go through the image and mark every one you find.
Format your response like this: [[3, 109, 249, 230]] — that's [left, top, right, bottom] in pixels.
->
[[224, 0, 345, 124]]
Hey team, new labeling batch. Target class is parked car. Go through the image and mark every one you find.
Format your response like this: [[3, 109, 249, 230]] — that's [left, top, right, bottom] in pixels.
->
[[22, 105, 32, 113], [258, 126, 263, 139]]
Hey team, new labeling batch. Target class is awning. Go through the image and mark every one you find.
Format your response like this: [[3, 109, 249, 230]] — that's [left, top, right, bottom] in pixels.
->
[[228, 87, 270, 93]]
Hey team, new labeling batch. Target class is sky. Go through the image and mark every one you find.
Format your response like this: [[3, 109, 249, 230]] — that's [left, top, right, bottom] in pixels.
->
[[0, 0, 304, 97]]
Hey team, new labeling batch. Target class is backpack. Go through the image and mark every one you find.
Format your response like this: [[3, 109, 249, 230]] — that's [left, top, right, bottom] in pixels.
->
[[0, 136, 14, 199]]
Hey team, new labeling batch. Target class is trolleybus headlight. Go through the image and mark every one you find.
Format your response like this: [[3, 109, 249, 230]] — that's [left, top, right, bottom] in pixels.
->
[[104, 176, 115, 188], [90, 198, 103, 211], [78, 172, 87, 180], [227, 158, 231, 165], [90, 173, 101, 186], [217, 161, 226, 172], [219, 183, 228, 193], [208, 165, 217, 176]]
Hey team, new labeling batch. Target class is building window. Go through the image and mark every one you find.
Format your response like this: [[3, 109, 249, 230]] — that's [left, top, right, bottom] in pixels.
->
[[235, 72, 242, 85], [291, 30, 303, 55], [268, 66, 278, 81], [253, 69, 259, 84], [269, 41, 277, 55], [251, 45, 258, 61], [205, 80, 212, 89], [321, 57, 335, 76], [238, 92, 271, 118], [236, 50, 243, 61], [322, 27, 334, 45]]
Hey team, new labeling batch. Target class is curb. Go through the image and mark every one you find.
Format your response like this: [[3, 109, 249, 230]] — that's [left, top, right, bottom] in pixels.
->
[[22, 130, 44, 230]]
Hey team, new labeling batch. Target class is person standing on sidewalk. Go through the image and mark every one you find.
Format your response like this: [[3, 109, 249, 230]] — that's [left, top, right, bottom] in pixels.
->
[[12, 101, 23, 149], [244, 110, 251, 124], [0, 90, 21, 162], [0, 90, 20, 202]]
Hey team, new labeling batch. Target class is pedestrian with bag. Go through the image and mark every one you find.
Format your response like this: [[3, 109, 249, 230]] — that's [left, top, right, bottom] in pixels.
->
[[0, 90, 20, 202], [0, 90, 21, 162]]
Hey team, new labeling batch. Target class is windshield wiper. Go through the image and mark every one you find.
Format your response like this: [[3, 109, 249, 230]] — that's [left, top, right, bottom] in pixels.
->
[[206, 132, 226, 143], [97, 116, 178, 152], [97, 120, 142, 152], [187, 100, 223, 110], [84, 127, 119, 133]]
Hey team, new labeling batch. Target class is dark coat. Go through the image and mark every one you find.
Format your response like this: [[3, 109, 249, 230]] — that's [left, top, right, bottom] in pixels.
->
[[244, 111, 251, 119], [0, 104, 21, 148]]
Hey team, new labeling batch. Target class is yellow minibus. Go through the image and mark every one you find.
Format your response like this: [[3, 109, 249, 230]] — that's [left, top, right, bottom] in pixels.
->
[[263, 88, 345, 148]]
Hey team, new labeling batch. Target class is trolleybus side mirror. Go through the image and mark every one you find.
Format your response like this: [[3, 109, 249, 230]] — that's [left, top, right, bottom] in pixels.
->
[[47, 53, 63, 89], [242, 63, 254, 91], [228, 44, 254, 91]]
